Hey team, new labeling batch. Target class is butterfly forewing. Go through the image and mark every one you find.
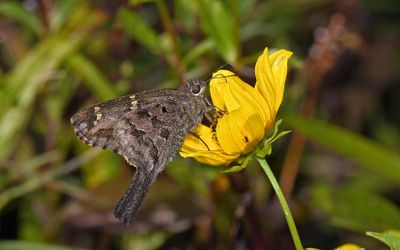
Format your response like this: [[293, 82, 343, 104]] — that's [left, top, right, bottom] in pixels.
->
[[71, 95, 133, 152], [71, 90, 179, 153]]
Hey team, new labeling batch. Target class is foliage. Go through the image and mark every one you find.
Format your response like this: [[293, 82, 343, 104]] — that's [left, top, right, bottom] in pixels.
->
[[0, 0, 399, 249]]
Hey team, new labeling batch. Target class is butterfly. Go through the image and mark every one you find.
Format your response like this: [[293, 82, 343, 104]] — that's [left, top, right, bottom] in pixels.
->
[[71, 80, 213, 225]]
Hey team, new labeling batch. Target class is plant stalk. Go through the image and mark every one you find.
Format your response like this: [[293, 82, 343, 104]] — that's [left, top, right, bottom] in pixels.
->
[[256, 157, 304, 250]]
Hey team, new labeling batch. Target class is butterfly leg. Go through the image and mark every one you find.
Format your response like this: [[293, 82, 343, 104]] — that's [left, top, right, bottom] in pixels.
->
[[187, 130, 210, 151], [204, 106, 226, 132]]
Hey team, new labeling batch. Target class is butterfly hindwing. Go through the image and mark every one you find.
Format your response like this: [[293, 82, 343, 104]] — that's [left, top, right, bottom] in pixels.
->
[[112, 98, 191, 224]]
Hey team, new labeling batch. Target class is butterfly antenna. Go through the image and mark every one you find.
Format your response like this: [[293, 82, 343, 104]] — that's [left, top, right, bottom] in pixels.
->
[[215, 64, 234, 72], [206, 71, 237, 84]]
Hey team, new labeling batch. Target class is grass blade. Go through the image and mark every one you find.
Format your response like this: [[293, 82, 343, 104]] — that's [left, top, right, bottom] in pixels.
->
[[67, 54, 118, 100], [196, 0, 237, 64], [286, 115, 400, 182]]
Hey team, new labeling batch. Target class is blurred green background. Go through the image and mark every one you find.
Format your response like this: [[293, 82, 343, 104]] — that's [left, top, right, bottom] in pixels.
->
[[0, 0, 399, 249]]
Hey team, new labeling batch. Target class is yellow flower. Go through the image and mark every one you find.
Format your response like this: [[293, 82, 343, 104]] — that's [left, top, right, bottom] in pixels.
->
[[180, 47, 293, 165], [335, 243, 363, 250]]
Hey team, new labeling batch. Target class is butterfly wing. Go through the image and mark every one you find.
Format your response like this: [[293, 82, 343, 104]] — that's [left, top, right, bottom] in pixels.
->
[[113, 98, 194, 224], [70, 89, 184, 157], [71, 95, 132, 153], [71, 90, 195, 224]]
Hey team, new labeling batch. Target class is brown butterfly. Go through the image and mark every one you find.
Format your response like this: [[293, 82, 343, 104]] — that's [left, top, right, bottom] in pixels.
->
[[71, 80, 212, 225]]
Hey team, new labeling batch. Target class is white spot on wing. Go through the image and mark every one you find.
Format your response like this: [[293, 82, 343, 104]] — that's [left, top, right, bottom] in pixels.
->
[[130, 95, 138, 111], [93, 106, 103, 125]]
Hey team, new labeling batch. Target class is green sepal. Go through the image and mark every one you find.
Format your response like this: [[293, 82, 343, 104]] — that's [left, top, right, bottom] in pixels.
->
[[255, 119, 291, 158], [255, 145, 272, 158], [220, 154, 251, 173]]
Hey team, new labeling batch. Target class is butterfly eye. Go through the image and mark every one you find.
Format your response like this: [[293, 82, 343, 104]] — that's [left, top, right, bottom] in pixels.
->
[[191, 84, 201, 95]]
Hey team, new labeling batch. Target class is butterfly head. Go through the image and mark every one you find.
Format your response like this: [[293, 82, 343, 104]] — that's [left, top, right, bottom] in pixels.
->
[[182, 79, 207, 97]]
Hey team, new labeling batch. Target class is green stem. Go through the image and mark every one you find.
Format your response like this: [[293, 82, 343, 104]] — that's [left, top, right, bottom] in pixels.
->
[[256, 157, 304, 250]]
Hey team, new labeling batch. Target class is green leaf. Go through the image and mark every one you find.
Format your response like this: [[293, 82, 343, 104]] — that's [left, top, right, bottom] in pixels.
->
[[0, 32, 85, 158], [82, 151, 121, 187], [122, 231, 168, 250], [129, 0, 156, 4], [2, 151, 60, 188], [367, 230, 400, 250], [286, 115, 400, 183], [0, 150, 100, 210], [183, 39, 214, 65], [0, 6, 105, 159], [67, 54, 118, 100], [117, 8, 161, 54], [236, 0, 258, 21], [312, 185, 400, 232], [196, 0, 237, 64], [0, 241, 86, 250], [51, 0, 81, 31], [0, 2, 43, 36]]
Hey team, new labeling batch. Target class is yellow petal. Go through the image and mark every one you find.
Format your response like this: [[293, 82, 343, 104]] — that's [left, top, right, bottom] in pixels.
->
[[180, 47, 292, 166], [210, 69, 269, 127], [216, 111, 265, 155], [268, 49, 293, 111], [180, 124, 219, 150], [255, 48, 293, 114], [181, 149, 239, 166], [179, 124, 239, 166], [209, 70, 235, 111]]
